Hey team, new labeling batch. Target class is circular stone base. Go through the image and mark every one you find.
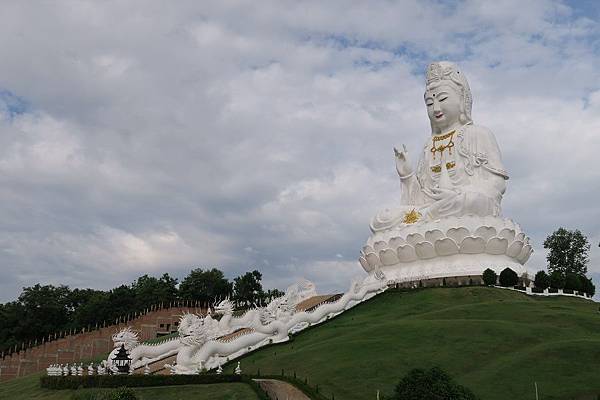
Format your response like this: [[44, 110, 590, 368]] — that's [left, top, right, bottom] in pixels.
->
[[377, 253, 526, 284], [359, 215, 532, 283]]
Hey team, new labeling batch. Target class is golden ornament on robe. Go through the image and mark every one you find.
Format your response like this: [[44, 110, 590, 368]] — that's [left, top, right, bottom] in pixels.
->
[[402, 209, 421, 224]]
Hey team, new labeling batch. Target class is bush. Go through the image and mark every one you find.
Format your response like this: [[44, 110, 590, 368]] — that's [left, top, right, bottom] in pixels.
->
[[582, 277, 596, 297], [41, 374, 242, 390], [391, 367, 478, 400], [564, 273, 583, 292], [531, 287, 544, 294], [534, 271, 550, 290], [499, 268, 518, 287], [482, 269, 497, 286], [513, 286, 526, 291], [549, 271, 565, 289], [548, 287, 558, 294]]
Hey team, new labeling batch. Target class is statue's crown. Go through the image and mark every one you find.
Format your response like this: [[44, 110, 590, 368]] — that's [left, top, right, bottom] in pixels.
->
[[426, 61, 460, 86]]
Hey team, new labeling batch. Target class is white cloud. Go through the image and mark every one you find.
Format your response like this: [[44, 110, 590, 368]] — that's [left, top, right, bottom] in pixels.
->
[[0, 1, 599, 301]]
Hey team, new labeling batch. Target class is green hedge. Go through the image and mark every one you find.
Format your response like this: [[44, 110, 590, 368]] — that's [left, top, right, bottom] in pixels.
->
[[40, 374, 242, 390]]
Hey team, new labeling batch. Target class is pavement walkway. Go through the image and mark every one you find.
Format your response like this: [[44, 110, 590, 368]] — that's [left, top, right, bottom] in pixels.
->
[[253, 378, 311, 400]]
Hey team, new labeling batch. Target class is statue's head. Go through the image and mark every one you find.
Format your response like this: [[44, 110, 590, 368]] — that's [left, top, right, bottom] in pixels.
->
[[424, 61, 472, 133], [111, 327, 139, 350]]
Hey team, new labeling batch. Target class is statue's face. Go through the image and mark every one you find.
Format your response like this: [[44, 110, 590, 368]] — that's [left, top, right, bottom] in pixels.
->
[[425, 83, 461, 131]]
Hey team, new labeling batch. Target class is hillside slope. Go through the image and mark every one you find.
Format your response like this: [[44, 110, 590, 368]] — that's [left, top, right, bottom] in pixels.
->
[[227, 287, 600, 400]]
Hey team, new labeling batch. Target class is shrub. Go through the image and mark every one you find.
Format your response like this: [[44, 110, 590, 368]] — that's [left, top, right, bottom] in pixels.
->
[[498, 268, 518, 287], [548, 287, 558, 294], [533, 271, 550, 290], [482, 269, 497, 286], [513, 286, 526, 291], [582, 277, 596, 297], [549, 271, 565, 289], [41, 374, 241, 390], [564, 273, 583, 292], [531, 287, 544, 294], [391, 367, 478, 400]]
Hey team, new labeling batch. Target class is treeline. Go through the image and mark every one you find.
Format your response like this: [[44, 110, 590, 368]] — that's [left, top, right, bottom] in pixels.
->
[[532, 227, 596, 296], [0, 268, 283, 356]]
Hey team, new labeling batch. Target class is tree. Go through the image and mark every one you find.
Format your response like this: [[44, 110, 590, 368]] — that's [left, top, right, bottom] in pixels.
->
[[564, 273, 583, 292], [549, 270, 565, 289], [132, 273, 178, 309], [179, 268, 232, 304], [392, 367, 478, 400], [534, 271, 550, 290], [581, 277, 596, 297], [543, 228, 590, 277], [499, 268, 518, 287], [233, 270, 264, 306], [482, 269, 497, 286]]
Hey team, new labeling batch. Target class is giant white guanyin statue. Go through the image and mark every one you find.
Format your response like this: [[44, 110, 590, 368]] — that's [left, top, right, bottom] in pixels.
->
[[360, 62, 532, 283]]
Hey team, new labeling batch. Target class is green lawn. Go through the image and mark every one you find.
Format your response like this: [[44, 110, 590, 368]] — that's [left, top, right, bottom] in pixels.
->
[[225, 287, 600, 400], [0, 373, 260, 400]]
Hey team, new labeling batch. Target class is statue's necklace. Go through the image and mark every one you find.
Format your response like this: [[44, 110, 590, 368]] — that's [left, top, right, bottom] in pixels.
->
[[430, 130, 455, 158]]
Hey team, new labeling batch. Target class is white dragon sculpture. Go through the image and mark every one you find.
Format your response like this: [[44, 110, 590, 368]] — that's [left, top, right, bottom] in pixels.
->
[[105, 276, 387, 375], [172, 276, 387, 373]]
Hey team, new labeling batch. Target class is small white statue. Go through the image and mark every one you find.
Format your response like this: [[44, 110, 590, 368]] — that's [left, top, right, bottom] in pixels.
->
[[144, 363, 150, 375], [234, 361, 242, 375], [77, 364, 83, 376], [97, 361, 106, 376], [62, 364, 70, 376], [216, 364, 223, 375], [87, 363, 94, 376], [70, 364, 77, 376]]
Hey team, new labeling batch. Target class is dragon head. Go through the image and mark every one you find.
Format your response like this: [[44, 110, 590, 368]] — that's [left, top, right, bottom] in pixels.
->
[[213, 297, 234, 316], [111, 327, 139, 350], [178, 312, 206, 346]]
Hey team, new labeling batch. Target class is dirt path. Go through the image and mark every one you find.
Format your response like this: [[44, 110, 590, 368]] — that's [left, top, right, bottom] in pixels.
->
[[253, 379, 311, 400]]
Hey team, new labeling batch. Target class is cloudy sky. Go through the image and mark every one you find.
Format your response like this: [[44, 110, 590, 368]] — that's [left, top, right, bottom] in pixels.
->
[[1, 0, 599, 302]]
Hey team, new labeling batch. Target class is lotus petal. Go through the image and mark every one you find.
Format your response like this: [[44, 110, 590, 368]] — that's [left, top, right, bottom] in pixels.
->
[[425, 229, 444, 243], [363, 245, 374, 254], [380, 249, 399, 266], [359, 256, 373, 272], [406, 233, 425, 246], [434, 238, 459, 256], [374, 241, 388, 252], [396, 245, 417, 262], [515, 232, 525, 242], [389, 236, 406, 249], [498, 228, 516, 243], [486, 237, 508, 255], [459, 237, 486, 254], [474, 226, 496, 242], [365, 252, 380, 268], [447, 227, 469, 244], [506, 240, 524, 258], [517, 244, 533, 264], [415, 241, 436, 259]]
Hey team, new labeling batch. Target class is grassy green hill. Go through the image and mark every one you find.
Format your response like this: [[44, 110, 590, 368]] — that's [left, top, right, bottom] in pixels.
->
[[226, 287, 600, 400], [0, 373, 260, 400]]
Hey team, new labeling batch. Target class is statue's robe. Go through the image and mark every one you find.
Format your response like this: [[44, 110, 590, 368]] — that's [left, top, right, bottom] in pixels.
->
[[370, 123, 508, 233]]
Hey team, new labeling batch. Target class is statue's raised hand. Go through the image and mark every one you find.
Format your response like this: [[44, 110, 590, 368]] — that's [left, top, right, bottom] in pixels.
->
[[394, 144, 413, 178]]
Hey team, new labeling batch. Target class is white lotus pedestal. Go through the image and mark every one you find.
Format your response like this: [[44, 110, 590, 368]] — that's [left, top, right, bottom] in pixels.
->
[[359, 215, 532, 286]]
